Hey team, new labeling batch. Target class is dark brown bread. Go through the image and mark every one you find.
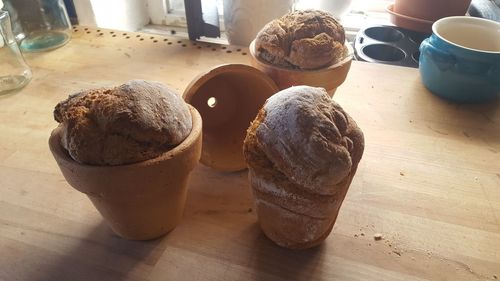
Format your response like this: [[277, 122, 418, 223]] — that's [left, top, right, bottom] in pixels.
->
[[243, 86, 364, 249], [255, 10, 346, 70], [54, 80, 192, 165]]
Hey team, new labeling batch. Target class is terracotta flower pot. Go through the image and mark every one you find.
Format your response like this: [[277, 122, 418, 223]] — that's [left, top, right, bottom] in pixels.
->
[[251, 165, 360, 249], [184, 64, 278, 172], [249, 40, 353, 97], [394, 0, 472, 22], [49, 105, 202, 240]]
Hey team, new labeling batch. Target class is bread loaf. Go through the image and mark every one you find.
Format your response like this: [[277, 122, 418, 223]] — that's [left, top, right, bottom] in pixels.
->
[[255, 10, 346, 70], [243, 86, 364, 249], [54, 80, 192, 165]]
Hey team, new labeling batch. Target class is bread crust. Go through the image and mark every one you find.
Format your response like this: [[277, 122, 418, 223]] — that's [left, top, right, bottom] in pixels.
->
[[54, 80, 192, 165], [243, 86, 364, 249], [255, 10, 346, 70]]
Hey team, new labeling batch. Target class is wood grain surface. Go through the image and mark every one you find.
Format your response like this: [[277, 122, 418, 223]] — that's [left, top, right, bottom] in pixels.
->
[[0, 26, 499, 281]]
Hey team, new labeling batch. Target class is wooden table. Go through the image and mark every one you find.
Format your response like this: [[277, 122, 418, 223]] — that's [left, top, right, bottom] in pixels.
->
[[1, 26, 499, 281]]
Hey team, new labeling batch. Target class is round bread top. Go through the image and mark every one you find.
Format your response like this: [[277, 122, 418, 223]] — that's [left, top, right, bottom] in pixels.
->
[[54, 80, 192, 165], [250, 86, 364, 194], [255, 10, 346, 70]]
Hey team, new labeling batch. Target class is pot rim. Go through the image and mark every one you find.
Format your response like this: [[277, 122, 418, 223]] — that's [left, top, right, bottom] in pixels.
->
[[49, 104, 203, 169], [183, 63, 279, 102], [432, 16, 500, 55], [386, 4, 434, 24], [385, 4, 433, 33], [249, 40, 354, 73]]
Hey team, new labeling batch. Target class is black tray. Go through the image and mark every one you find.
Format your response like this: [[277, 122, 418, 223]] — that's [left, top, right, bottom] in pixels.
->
[[354, 25, 430, 68]]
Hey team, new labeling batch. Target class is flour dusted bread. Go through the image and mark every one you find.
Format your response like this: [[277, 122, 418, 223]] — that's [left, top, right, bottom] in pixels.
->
[[54, 80, 192, 165], [255, 10, 346, 70], [243, 86, 364, 249]]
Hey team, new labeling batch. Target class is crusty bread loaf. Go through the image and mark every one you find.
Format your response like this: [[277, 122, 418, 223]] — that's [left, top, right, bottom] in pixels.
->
[[54, 80, 192, 165], [255, 10, 346, 70], [243, 86, 364, 249]]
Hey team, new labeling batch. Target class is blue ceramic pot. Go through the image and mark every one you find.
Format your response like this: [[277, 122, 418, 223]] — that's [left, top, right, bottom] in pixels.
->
[[419, 16, 500, 103]]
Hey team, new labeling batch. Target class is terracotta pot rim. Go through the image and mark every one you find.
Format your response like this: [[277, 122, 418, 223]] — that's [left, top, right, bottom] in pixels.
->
[[248, 40, 354, 73], [386, 4, 434, 24], [49, 105, 202, 169], [183, 63, 279, 102]]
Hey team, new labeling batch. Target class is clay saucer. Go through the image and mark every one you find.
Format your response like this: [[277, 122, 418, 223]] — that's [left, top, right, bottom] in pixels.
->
[[394, 0, 471, 22], [386, 4, 434, 34]]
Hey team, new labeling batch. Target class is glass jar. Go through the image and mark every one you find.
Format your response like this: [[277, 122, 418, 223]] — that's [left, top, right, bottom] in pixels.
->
[[0, 0, 32, 94], [3, 0, 71, 52]]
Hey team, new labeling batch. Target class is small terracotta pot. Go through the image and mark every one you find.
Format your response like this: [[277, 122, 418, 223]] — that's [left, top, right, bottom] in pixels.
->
[[249, 40, 353, 96], [184, 64, 278, 172], [49, 106, 202, 240], [250, 165, 359, 249], [394, 0, 471, 22]]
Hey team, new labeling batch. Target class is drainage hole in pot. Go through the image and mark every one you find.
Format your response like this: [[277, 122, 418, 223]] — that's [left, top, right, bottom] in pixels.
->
[[412, 51, 420, 63], [364, 26, 404, 42], [362, 44, 405, 62], [207, 97, 217, 108]]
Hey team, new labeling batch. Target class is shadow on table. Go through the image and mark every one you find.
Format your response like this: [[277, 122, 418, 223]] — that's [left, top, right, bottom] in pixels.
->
[[249, 223, 327, 281], [30, 221, 167, 281]]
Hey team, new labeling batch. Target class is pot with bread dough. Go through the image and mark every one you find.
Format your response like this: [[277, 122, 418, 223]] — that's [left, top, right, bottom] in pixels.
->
[[249, 10, 353, 96], [49, 80, 202, 240], [243, 86, 365, 249]]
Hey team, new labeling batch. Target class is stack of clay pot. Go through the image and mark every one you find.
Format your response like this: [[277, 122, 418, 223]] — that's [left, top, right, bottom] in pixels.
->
[[387, 0, 472, 33]]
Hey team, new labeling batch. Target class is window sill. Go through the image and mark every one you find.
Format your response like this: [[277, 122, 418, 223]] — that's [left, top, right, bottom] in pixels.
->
[[141, 10, 391, 45]]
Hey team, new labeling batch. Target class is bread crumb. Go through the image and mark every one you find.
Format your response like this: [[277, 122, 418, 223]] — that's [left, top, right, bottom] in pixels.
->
[[374, 233, 383, 241]]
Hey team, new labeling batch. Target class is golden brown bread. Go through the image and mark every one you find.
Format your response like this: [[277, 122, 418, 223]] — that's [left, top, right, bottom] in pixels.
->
[[243, 86, 364, 249], [54, 80, 192, 165], [255, 10, 346, 70]]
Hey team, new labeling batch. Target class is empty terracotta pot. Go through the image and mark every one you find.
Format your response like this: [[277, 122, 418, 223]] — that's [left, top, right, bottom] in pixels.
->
[[184, 64, 278, 172], [49, 106, 202, 240], [249, 40, 353, 96], [394, 0, 472, 22]]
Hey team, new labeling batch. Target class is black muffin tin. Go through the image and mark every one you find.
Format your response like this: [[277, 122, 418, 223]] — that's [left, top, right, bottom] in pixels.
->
[[354, 25, 430, 68]]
